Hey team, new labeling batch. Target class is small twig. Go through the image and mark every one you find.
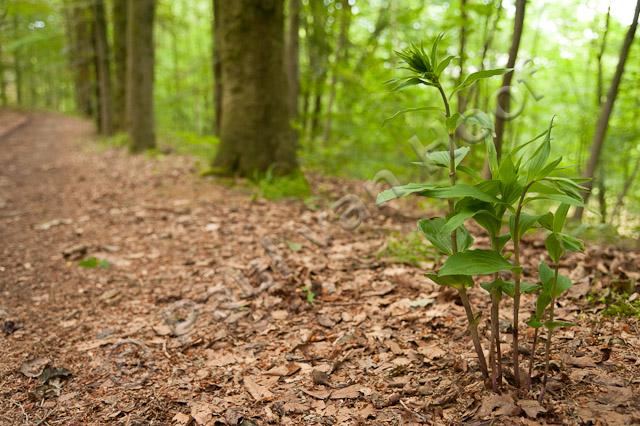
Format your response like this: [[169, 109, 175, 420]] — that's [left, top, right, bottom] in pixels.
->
[[399, 399, 428, 423]]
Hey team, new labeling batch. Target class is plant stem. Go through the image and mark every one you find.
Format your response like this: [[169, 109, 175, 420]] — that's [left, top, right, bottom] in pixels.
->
[[437, 82, 488, 380], [528, 327, 539, 389], [460, 287, 489, 379], [539, 262, 560, 402], [511, 182, 533, 388]]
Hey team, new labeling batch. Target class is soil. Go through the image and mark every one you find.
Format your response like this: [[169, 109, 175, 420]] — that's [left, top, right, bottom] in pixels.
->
[[1, 111, 639, 425]]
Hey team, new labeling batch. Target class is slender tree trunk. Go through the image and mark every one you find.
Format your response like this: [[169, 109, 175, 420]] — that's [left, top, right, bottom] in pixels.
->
[[212, 0, 296, 176], [593, 7, 610, 223], [457, 0, 468, 114], [286, 0, 300, 145], [69, 3, 94, 116], [493, 0, 526, 159], [112, 0, 127, 131], [13, 14, 23, 106], [126, 0, 156, 151], [471, 0, 503, 110], [575, 0, 640, 220], [212, 0, 222, 136], [322, 0, 351, 143], [307, 0, 330, 141], [0, 37, 6, 106], [93, 0, 113, 135], [611, 155, 640, 222]]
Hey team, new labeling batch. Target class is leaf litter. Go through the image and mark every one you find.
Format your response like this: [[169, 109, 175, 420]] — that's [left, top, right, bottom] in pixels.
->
[[0, 113, 639, 424]]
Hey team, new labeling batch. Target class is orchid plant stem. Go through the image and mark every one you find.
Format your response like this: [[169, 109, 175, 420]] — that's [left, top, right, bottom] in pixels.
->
[[528, 328, 539, 388], [511, 182, 533, 389], [437, 82, 489, 381], [539, 262, 560, 402]]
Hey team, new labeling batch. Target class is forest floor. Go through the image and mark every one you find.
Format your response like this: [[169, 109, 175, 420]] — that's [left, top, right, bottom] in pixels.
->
[[0, 111, 639, 426]]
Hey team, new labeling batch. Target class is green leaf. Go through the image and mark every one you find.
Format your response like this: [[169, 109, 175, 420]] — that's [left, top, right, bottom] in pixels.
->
[[435, 55, 456, 76], [553, 204, 570, 233], [439, 249, 512, 276], [525, 117, 554, 181], [425, 146, 469, 168], [446, 112, 461, 133], [545, 233, 565, 263], [78, 257, 110, 269], [486, 279, 539, 298], [428, 183, 502, 204], [558, 233, 584, 252], [539, 262, 555, 288], [527, 317, 544, 328], [426, 273, 473, 289], [538, 212, 554, 231], [544, 320, 575, 330], [535, 292, 552, 319], [418, 218, 473, 255], [450, 68, 512, 97], [383, 106, 441, 125], [510, 213, 542, 240], [457, 165, 482, 180], [376, 183, 435, 204], [430, 33, 445, 70], [553, 274, 572, 297]]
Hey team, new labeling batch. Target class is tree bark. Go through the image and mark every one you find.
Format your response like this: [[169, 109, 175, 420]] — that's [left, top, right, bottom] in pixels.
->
[[93, 0, 113, 135], [126, 0, 156, 151], [13, 14, 24, 106], [457, 0, 468, 114], [285, 0, 300, 144], [493, 0, 526, 160], [112, 0, 127, 132], [307, 0, 330, 141], [470, 0, 503, 110], [68, 3, 94, 116], [574, 0, 640, 220], [212, 0, 297, 176], [212, 0, 222, 135], [593, 7, 610, 223], [322, 0, 351, 143]]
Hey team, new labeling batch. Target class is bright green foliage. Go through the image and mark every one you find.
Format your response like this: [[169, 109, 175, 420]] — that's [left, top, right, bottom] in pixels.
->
[[255, 171, 311, 201], [377, 35, 586, 390], [78, 257, 110, 269]]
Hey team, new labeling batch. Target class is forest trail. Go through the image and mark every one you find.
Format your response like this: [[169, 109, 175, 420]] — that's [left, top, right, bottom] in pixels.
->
[[1, 112, 640, 425]]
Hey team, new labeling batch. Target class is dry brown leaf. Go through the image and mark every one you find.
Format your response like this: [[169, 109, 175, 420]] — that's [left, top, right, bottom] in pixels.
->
[[244, 376, 273, 401], [330, 384, 362, 400], [189, 402, 212, 425], [564, 354, 597, 368], [265, 363, 300, 377], [517, 399, 546, 418], [301, 388, 331, 400], [477, 393, 520, 418]]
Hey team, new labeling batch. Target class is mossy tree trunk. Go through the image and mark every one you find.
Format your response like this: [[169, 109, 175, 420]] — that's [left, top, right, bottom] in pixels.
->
[[112, 0, 127, 132], [126, 0, 156, 152], [93, 0, 113, 135], [212, 0, 297, 176]]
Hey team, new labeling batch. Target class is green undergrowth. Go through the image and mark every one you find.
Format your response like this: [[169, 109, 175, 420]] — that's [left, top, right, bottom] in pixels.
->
[[253, 170, 312, 201], [378, 230, 439, 267]]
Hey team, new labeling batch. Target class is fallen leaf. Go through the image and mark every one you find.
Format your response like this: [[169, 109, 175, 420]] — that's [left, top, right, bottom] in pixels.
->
[[330, 384, 362, 400], [265, 363, 300, 377], [301, 388, 331, 400], [20, 357, 50, 378], [189, 402, 212, 425], [517, 399, 546, 418], [244, 376, 273, 401], [172, 412, 192, 425], [477, 393, 520, 418], [564, 354, 597, 368]]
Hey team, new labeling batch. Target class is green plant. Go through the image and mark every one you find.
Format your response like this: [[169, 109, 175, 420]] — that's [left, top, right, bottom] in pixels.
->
[[78, 257, 110, 269], [378, 35, 585, 394], [254, 169, 312, 201], [377, 230, 438, 267]]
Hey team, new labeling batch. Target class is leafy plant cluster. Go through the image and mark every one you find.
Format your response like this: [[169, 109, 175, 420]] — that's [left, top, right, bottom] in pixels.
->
[[378, 36, 586, 398]]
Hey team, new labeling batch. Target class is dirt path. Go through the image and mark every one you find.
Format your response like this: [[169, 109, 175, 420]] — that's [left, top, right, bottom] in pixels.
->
[[1, 112, 639, 425]]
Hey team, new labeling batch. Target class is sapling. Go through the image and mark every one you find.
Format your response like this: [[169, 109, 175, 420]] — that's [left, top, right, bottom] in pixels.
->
[[379, 35, 586, 391]]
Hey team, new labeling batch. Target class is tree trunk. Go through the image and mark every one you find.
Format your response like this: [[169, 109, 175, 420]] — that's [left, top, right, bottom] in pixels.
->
[[212, 0, 222, 135], [574, 0, 640, 220], [493, 0, 526, 159], [112, 0, 127, 131], [286, 0, 300, 126], [13, 14, 23, 106], [126, 0, 156, 151], [322, 0, 351, 143], [470, 0, 503, 110], [593, 7, 610, 223], [0, 37, 6, 106], [68, 3, 94, 116], [212, 0, 296, 176], [611, 155, 640, 223], [93, 0, 113, 135], [307, 0, 330, 141], [457, 0, 468, 114]]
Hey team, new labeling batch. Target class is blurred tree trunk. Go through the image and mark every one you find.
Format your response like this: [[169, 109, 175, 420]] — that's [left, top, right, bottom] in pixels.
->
[[308, 0, 330, 141], [212, 0, 296, 176], [354, 3, 390, 73], [322, 0, 351, 143], [575, 0, 640, 220], [593, 7, 610, 223], [126, 0, 156, 151], [471, 0, 503, 110], [212, 0, 222, 135], [611, 156, 640, 223], [93, 0, 113, 135], [67, 2, 94, 116], [285, 0, 300, 145], [493, 0, 526, 160], [0, 38, 6, 106], [457, 0, 468, 114], [112, 0, 127, 132], [13, 14, 24, 106]]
